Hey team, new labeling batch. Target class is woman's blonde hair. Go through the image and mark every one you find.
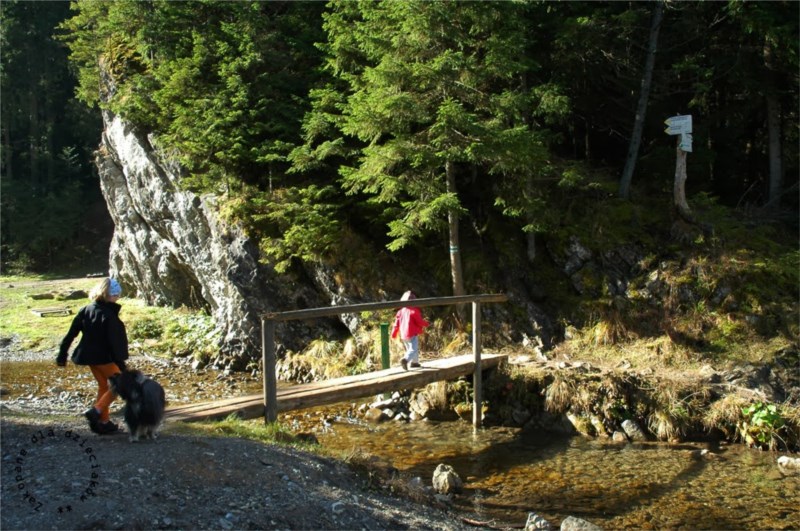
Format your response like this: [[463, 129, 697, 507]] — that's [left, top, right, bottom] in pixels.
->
[[90, 278, 111, 302], [90, 278, 121, 302]]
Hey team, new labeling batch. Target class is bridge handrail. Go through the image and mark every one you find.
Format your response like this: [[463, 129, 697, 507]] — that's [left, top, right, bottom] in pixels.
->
[[261, 293, 508, 321]]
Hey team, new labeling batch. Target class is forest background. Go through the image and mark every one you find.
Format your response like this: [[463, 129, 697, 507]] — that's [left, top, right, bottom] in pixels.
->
[[1, 0, 798, 361], [1, 0, 797, 271]]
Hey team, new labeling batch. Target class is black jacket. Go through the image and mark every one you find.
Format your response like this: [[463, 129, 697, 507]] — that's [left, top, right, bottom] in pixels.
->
[[57, 301, 129, 368]]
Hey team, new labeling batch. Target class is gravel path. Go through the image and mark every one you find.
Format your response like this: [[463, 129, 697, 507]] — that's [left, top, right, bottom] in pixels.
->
[[1, 414, 479, 530], [1, 331, 481, 531]]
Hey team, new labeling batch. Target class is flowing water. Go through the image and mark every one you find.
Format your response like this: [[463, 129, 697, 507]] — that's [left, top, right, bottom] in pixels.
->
[[315, 416, 800, 530]]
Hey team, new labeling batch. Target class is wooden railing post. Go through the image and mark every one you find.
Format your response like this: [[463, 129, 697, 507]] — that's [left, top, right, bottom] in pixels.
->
[[472, 301, 482, 429], [262, 318, 277, 423]]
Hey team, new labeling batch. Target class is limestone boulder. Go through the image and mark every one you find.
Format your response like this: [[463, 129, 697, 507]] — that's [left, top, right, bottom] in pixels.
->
[[97, 111, 333, 369], [431, 464, 463, 495]]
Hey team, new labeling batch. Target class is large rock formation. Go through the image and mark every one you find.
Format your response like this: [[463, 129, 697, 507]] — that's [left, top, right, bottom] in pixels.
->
[[96, 110, 336, 369]]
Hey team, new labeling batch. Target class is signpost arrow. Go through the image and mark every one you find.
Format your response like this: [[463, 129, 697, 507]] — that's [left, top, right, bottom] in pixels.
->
[[664, 115, 692, 135]]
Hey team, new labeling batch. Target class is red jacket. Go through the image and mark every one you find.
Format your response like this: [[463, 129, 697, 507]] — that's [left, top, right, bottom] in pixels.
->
[[391, 307, 429, 340]]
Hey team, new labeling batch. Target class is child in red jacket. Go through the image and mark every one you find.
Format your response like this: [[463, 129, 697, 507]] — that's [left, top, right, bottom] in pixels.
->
[[390, 291, 429, 370]]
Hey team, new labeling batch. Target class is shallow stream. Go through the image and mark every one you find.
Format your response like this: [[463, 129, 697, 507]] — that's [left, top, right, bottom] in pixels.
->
[[315, 415, 800, 529]]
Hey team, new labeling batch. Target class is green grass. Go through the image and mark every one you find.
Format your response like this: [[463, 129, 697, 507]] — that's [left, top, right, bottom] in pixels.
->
[[0, 277, 99, 351], [173, 414, 323, 451], [0, 275, 219, 360]]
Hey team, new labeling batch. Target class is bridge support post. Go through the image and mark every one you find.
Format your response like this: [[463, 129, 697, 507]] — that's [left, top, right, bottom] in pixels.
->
[[262, 318, 277, 423], [472, 301, 482, 429]]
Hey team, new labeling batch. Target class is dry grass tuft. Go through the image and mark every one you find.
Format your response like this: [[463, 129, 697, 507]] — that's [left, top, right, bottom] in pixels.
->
[[304, 338, 340, 359], [703, 393, 750, 437], [592, 319, 628, 346], [598, 373, 626, 401], [342, 338, 359, 363], [442, 331, 471, 355], [292, 339, 349, 379], [648, 409, 681, 441], [545, 376, 574, 414], [572, 383, 598, 415], [589, 299, 632, 346]]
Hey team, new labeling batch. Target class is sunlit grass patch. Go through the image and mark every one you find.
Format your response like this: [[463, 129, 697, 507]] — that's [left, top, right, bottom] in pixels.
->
[[125, 300, 221, 361], [176, 414, 320, 450], [0, 277, 98, 351], [0, 275, 221, 361]]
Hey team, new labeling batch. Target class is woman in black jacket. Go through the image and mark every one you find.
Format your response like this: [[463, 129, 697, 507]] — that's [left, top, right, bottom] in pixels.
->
[[57, 277, 129, 435]]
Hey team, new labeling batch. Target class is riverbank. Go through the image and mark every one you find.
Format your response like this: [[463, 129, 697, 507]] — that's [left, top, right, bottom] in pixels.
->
[[3, 330, 481, 529], [481, 350, 800, 452]]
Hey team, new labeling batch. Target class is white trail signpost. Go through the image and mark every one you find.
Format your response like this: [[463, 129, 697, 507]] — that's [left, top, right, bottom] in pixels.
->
[[665, 114, 692, 152], [665, 115, 693, 220]]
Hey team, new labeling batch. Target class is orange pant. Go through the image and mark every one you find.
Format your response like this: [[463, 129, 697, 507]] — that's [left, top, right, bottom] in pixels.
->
[[89, 363, 122, 422]]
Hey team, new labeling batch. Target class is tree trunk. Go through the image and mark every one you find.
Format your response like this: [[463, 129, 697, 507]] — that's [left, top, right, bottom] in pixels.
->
[[44, 60, 55, 188], [763, 39, 782, 208], [584, 117, 591, 160], [28, 61, 39, 190], [765, 95, 782, 207], [1, 125, 12, 181], [525, 175, 536, 263], [446, 160, 465, 302], [618, 0, 664, 200], [673, 139, 692, 221]]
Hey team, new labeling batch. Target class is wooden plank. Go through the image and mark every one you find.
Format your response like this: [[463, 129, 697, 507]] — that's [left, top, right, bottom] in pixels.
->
[[31, 307, 72, 317], [166, 353, 505, 421], [165, 353, 505, 417], [164, 353, 506, 423]]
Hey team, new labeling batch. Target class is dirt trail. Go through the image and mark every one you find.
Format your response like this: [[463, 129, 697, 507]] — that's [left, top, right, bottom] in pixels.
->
[[1, 413, 478, 530]]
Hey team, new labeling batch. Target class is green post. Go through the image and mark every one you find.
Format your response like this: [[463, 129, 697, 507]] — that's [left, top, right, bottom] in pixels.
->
[[380, 323, 390, 369]]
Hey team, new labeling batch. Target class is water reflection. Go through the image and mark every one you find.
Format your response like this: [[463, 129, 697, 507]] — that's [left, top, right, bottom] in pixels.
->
[[317, 418, 800, 529]]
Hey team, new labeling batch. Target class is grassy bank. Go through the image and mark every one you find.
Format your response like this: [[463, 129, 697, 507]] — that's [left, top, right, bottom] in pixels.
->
[[483, 356, 800, 452], [0, 276, 218, 361]]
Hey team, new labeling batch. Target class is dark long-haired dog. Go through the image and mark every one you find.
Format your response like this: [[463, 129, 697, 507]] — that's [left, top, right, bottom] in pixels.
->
[[109, 369, 166, 442]]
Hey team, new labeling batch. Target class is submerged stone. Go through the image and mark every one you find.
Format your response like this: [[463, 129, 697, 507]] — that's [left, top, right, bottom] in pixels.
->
[[560, 515, 602, 531], [621, 419, 647, 441], [524, 512, 553, 530]]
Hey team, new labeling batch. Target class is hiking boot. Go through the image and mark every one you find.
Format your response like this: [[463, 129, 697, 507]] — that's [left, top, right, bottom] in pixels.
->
[[409, 362, 420, 368], [83, 408, 101, 434], [97, 421, 120, 435], [401, 358, 408, 371]]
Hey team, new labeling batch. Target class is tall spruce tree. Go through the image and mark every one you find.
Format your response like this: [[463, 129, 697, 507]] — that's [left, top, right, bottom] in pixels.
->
[[300, 0, 549, 297]]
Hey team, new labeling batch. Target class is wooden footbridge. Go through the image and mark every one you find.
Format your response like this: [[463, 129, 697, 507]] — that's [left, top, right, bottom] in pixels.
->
[[164, 352, 506, 423], [166, 293, 508, 428]]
